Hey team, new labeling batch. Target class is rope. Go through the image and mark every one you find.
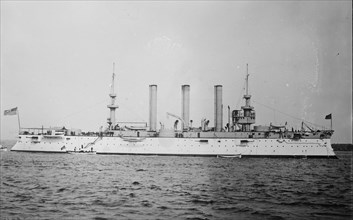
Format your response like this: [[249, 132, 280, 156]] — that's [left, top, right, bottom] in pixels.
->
[[252, 100, 327, 129], [58, 97, 146, 124], [119, 101, 146, 123], [235, 80, 246, 109], [59, 99, 108, 121]]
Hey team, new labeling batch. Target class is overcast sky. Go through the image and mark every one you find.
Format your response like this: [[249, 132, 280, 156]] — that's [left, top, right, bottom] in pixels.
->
[[1, 1, 351, 143]]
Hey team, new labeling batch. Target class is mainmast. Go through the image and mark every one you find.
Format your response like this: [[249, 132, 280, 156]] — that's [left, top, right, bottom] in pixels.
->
[[243, 64, 252, 109], [107, 62, 119, 129], [232, 64, 256, 132], [246, 64, 249, 96]]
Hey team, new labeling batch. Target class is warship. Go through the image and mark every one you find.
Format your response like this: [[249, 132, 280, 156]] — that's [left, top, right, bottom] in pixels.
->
[[11, 64, 336, 158]]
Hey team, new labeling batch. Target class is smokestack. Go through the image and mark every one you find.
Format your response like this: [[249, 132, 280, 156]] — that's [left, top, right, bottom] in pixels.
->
[[149, 85, 157, 131], [181, 85, 190, 130], [214, 85, 223, 132]]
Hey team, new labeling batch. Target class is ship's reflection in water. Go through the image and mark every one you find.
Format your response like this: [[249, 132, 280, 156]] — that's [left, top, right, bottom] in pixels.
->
[[0, 151, 351, 219]]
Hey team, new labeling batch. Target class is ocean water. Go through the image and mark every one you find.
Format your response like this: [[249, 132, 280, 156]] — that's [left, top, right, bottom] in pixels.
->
[[0, 147, 352, 219]]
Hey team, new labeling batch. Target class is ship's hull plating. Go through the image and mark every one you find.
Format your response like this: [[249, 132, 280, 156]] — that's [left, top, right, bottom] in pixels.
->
[[11, 135, 337, 158]]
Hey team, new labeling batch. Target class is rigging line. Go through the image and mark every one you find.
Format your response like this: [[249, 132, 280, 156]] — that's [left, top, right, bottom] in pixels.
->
[[118, 100, 146, 122], [302, 120, 327, 130], [252, 100, 326, 128], [59, 99, 108, 120], [236, 65, 250, 109], [235, 68, 247, 109], [235, 80, 246, 109]]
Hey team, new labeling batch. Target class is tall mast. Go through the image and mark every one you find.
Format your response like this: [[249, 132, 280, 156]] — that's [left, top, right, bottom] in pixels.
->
[[110, 62, 115, 94], [246, 63, 249, 96], [107, 62, 119, 130], [233, 64, 255, 132], [243, 63, 251, 108]]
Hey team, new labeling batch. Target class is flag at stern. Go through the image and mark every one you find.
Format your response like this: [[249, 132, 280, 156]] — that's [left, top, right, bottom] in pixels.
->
[[4, 107, 18, 116], [325, 113, 332, 120]]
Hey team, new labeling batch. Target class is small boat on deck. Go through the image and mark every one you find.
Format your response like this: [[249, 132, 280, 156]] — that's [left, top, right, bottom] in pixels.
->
[[66, 150, 96, 155]]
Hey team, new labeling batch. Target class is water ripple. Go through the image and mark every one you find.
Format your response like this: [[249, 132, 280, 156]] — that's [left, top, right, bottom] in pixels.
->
[[0, 151, 352, 219]]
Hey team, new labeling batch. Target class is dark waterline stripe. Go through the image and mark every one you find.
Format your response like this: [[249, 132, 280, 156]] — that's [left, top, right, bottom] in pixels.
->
[[96, 152, 338, 159], [9, 150, 338, 159], [10, 150, 66, 154]]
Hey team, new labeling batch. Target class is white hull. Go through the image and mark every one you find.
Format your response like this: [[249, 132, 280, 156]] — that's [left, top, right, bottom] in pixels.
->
[[11, 135, 337, 158]]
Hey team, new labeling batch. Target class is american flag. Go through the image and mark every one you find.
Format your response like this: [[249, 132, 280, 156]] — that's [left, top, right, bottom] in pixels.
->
[[4, 107, 18, 116]]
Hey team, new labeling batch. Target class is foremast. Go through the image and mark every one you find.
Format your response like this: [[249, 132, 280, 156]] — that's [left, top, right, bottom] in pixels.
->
[[107, 63, 119, 129]]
